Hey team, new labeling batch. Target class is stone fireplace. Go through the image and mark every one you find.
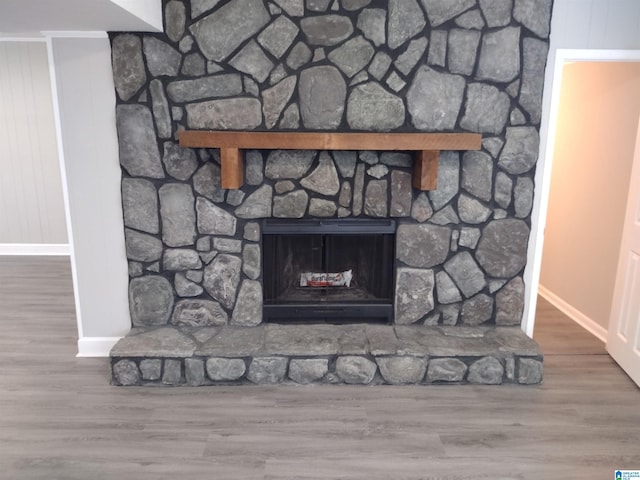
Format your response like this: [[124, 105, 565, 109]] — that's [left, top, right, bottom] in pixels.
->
[[109, 0, 551, 386]]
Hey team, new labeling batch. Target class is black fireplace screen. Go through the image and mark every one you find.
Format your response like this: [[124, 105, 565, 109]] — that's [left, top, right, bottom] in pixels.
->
[[262, 219, 395, 323]]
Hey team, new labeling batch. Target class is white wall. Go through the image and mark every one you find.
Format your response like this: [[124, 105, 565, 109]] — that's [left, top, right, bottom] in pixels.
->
[[0, 40, 68, 254], [525, 0, 640, 336]]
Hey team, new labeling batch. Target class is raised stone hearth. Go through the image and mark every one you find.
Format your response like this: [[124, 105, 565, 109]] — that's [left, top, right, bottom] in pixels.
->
[[111, 324, 542, 386]]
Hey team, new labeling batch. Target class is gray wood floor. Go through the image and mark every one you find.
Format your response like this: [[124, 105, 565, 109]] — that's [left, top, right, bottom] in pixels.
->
[[0, 256, 638, 480]]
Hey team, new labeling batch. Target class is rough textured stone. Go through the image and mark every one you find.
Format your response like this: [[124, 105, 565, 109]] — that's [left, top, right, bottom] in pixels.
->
[[274, 190, 309, 218], [395, 268, 435, 325], [427, 358, 467, 382], [143, 37, 181, 77], [368, 164, 390, 179], [213, 238, 242, 253], [171, 299, 228, 327], [430, 205, 460, 226], [395, 37, 428, 76], [390, 171, 412, 217], [459, 227, 481, 249], [342, 0, 371, 10], [461, 151, 493, 202], [499, 127, 539, 174], [428, 30, 447, 67], [364, 180, 388, 217], [381, 152, 412, 168], [122, 178, 159, 234], [235, 185, 273, 218], [274, 0, 304, 16], [203, 254, 242, 309], [266, 150, 316, 180], [182, 52, 206, 77], [376, 357, 427, 384], [328, 36, 375, 78], [468, 356, 504, 384], [334, 151, 357, 178], [226, 190, 245, 207], [163, 142, 198, 181], [514, 0, 552, 38], [279, 104, 301, 129], [479, 0, 512, 27], [397, 224, 451, 268], [421, 0, 476, 27], [359, 151, 378, 165], [258, 15, 299, 59], [494, 171, 513, 209], [307, 0, 331, 11], [242, 244, 261, 280], [289, 359, 329, 384], [339, 182, 352, 208], [385, 72, 405, 93], [229, 40, 274, 83], [167, 74, 243, 102], [514, 176, 534, 218], [336, 356, 377, 384], [299, 66, 346, 129], [150, 80, 172, 139], [112, 34, 146, 101], [407, 66, 465, 131], [129, 262, 143, 277], [436, 271, 462, 304], [193, 163, 224, 203], [206, 357, 246, 381], [247, 357, 288, 384], [159, 184, 196, 247], [165, 0, 186, 41], [461, 294, 493, 326], [162, 359, 182, 385], [286, 42, 313, 70], [520, 37, 549, 124], [275, 181, 296, 195], [511, 108, 527, 126], [113, 359, 140, 386], [458, 194, 492, 224], [301, 152, 340, 195], [116, 105, 164, 178], [368, 51, 392, 81], [262, 76, 296, 129], [357, 8, 386, 47], [129, 276, 174, 327], [112, 327, 196, 357], [231, 280, 262, 326], [460, 83, 510, 134], [496, 277, 525, 325], [444, 252, 486, 298], [140, 359, 162, 381], [429, 152, 460, 211], [189, 0, 270, 61], [244, 222, 261, 242], [163, 249, 202, 271], [455, 8, 485, 29], [388, 0, 426, 50], [184, 358, 205, 386], [300, 15, 354, 46], [477, 27, 521, 83], [347, 82, 405, 131], [476, 219, 530, 278], [309, 198, 337, 217], [186, 98, 262, 130], [447, 29, 480, 76], [246, 151, 264, 186], [269, 65, 288, 85], [411, 193, 433, 223], [518, 358, 543, 384]]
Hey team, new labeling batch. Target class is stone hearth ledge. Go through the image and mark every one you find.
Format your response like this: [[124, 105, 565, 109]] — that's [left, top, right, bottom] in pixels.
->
[[110, 324, 542, 386]]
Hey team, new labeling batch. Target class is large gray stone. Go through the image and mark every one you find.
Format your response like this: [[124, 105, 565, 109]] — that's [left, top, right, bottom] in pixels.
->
[[428, 152, 460, 211], [394, 268, 435, 325], [382, 152, 412, 168], [396, 224, 451, 268], [430, 205, 459, 226], [333, 151, 357, 178], [459, 227, 481, 249], [171, 299, 228, 327], [299, 66, 346, 129], [339, 182, 352, 208], [300, 15, 354, 46], [458, 194, 492, 224], [231, 280, 262, 326], [150, 80, 172, 139], [258, 15, 299, 59], [229, 40, 274, 83], [328, 36, 375, 78], [496, 277, 525, 325], [520, 37, 549, 124], [274, 0, 304, 16], [213, 238, 242, 253], [447, 29, 481, 76], [468, 356, 504, 384], [390, 171, 412, 217], [395, 37, 428, 76], [162, 359, 182, 385], [246, 151, 264, 185], [175, 273, 203, 297], [159, 183, 196, 247], [460, 83, 510, 134], [407, 66, 465, 131], [357, 8, 386, 47], [167, 74, 243, 103], [186, 98, 262, 130], [428, 30, 447, 67], [274, 190, 309, 218], [129, 276, 174, 326], [420, 0, 476, 27], [143, 37, 181, 77], [347, 82, 405, 131], [309, 198, 337, 217], [286, 42, 313, 70], [111, 34, 146, 101], [206, 358, 246, 381], [113, 360, 140, 386], [165, 0, 185, 42], [514, 0, 552, 38], [182, 53, 206, 77], [479, 0, 512, 28], [461, 294, 494, 326], [163, 249, 202, 271], [184, 358, 205, 386], [289, 359, 329, 384], [193, 163, 224, 203], [265, 150, 315, 179], [139, 359, 162, 381], [235, 185, 273, 219], [368, 51, 392, 81], [376, 357, 427, 384], [364, 180, 388, 217], [461, 151, 493, 202], [494, 171, 513, 209], [112, 327, 196, 357], [436, 271, 462, 304], [189, 0, 270, 62], [191, 0, 222, 19], [456, 8, 485, 29], [427, 358, 467, 382], [242, 244, 261, 280], [196, 197, 236, 236], [411, 193, 433, 223], [122, 178, 159, 234], [163, 142, 198, 182], [514, 176, 534, 218], [247, 357, 288, 384], [203, 254, 242, 309], [388, 0, 426, 50], [444, 252, 486, 298], [353, 163, 365, 216], [300, 152, 340, 195], [518, 358, 543, 384], [116, 105, 164, 179], [477, 27, 521, 83], [498, 127, 540, 175], [476, 219, 530, 278], [336, 356, 377, 384], [262, 76, 297, 129]]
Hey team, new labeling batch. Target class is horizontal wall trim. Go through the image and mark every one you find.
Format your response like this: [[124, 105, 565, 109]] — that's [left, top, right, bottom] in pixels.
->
[[77, 337, 122, 357], [42, 31, 108, 39], [0, 243, 70, 256], [538, 284, 608, 342]]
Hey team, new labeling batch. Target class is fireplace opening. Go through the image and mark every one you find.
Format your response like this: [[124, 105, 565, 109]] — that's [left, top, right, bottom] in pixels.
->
[[262, 219, 395, 324]]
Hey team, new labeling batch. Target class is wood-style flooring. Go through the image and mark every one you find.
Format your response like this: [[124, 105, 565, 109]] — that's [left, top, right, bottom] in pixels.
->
[[0, 256, 638, 480]]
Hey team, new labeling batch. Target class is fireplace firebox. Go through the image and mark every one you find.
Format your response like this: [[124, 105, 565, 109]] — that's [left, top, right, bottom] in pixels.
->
[[262, 219, 395, 323]]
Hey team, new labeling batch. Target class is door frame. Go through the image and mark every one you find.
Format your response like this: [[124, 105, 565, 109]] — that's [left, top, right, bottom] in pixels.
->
[[523, 48, 640, 337]]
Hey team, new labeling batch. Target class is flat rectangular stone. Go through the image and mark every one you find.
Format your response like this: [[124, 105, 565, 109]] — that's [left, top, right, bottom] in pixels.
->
[[196, 326, 265, 357], [110, 327, 197, 358], [366, 325, 398, 356], [265, 324, 342, 355], [486, 327, 542, 357], [393, 326, 432, 356], [336, 325, 368, 354]]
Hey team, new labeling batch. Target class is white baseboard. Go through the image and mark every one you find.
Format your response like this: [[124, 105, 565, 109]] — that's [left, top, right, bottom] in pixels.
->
[[538, 285, 608, 342], [0, 243, 70, 255], [77, 337, 122, 357]]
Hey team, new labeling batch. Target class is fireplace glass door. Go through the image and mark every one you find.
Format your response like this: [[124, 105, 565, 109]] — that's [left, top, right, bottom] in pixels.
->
[[262, 219, 395, 323]]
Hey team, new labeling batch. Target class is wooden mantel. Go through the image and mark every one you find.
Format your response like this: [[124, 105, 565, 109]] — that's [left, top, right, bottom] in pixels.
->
[[178, 131, 482, 190]]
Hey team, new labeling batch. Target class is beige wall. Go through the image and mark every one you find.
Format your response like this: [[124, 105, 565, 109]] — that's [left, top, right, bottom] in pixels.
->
[[540, 61, 640, 329]]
